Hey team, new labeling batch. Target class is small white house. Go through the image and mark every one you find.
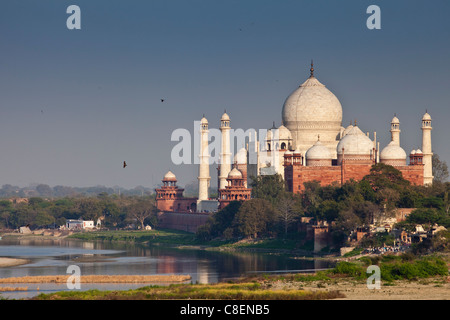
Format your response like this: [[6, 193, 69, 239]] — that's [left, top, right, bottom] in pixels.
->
[[66, 219, 95, 230]]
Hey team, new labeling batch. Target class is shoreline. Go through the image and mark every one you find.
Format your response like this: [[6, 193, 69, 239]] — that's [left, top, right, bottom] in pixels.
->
[[0, 274, 191, 283], [0, 258, 30, 268]]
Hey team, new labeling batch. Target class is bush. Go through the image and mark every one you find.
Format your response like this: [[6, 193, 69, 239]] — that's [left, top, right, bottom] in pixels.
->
[[331, 262, 365, 279], [380, 256, 448, 281]]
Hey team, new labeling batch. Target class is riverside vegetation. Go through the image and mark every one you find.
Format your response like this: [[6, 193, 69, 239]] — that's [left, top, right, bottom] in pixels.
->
[[31, 253, 448, 300]]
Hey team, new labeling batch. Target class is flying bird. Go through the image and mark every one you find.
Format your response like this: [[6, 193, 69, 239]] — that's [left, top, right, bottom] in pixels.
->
[[123, 161, 127, 168], [161, 99, 165, 102]]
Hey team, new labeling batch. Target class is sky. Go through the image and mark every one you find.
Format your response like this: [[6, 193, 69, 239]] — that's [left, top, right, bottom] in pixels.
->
[[0, 0, 449, 190]]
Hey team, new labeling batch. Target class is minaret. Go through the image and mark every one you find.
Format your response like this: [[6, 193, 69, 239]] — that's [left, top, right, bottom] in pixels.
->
[[390, 114, 401, 145], [219, 111, 231, 190], [198, 115, 210, 200], [421, 111, 433, 185]]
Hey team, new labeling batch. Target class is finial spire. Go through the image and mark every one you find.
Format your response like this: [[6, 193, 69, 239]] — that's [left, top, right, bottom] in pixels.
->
[[354, 119, 357, 126], [310, 59, 314, 77]]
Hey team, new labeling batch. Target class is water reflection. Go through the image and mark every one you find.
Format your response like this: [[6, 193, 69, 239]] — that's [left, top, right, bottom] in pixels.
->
[[0, 238, 334, 298]]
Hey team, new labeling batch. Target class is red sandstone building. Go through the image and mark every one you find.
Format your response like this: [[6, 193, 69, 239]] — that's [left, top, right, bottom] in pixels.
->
[[283, 125, 424, 193], [218, 165, 252, 210], [155, 171, 197, 213], [284, 149, 424, 193]]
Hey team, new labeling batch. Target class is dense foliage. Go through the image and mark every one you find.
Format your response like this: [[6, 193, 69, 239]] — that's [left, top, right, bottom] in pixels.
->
[[0, 194, 157, 230]]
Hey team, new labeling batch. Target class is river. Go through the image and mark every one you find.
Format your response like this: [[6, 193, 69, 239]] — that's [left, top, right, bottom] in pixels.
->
[[0, 238, 334, 299]]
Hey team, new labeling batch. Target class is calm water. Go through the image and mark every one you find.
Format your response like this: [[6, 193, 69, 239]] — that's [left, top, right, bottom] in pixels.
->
[[0, 238, 333, 299]]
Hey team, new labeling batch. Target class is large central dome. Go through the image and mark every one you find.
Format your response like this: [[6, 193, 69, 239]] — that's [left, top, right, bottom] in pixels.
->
[[281, 64, 343, 158]]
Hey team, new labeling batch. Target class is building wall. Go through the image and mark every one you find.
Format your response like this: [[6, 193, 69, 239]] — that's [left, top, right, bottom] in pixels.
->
[[156, 198, 197, 213], [157, 212, 212, 233], [286, 163, 424, 193]]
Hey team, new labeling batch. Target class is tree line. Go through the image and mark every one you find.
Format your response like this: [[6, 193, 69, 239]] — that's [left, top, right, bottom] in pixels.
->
[[0, 184, 153, 199], [0, 193, 158, 231]]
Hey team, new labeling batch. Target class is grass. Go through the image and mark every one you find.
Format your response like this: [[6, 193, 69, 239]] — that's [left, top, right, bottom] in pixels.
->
[[32, 280, 344, 300], [332, 254, 449, 282], [68, 229, 199, 246]]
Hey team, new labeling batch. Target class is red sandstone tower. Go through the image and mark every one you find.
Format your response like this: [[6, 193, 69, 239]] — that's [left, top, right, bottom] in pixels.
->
[[218, 165, 252, 210], [155, 171, 197, 212]]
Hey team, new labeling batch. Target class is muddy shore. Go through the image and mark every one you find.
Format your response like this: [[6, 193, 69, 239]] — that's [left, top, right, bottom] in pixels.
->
[[0, 274, 191, 284], [0, 257, 30, 268]]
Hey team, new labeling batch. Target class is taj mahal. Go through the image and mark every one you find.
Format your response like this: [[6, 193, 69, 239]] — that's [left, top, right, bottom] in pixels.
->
[[156, 62, 432, 216]]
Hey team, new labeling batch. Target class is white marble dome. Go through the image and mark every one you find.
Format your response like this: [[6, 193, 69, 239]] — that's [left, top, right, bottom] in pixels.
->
[[277, 125, 291, 139], [380, 141, 407, 160], [391, 116, 400, 124], [227, 167, 242, 179], [306, 140, 332, 160], [221, 112, 230, 121], [282, 71, 343, 151], [234, 147, 247, 164], [337, 126, 374, 155], [282, 76, 342, 125], [342, 124, 354, 137]]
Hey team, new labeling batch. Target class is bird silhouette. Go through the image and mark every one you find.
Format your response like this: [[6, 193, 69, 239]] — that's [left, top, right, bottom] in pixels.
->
[[123, 161, 127, 168], [161, 99, 165, 102]]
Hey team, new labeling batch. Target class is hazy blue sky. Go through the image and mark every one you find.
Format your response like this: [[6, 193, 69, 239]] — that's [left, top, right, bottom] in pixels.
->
[[0, 0, 449, 190]]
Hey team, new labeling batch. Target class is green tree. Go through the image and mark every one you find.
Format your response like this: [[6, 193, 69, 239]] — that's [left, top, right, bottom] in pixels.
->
[[126, 198, 157, 230], [276, 194, 301, 236], [0, 200, 13, 229], [77, 198, 102, 221], [234, 199, 276, 239], [432, 154, 449, 183], [362, 163, 410, 193], [250, 174, 287, 206]]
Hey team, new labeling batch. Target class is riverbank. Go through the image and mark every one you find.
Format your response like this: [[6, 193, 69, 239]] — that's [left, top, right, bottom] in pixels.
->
[[0, 274, 191, 284], [0, 258, 30, 268], [29, 272, 449, 300]]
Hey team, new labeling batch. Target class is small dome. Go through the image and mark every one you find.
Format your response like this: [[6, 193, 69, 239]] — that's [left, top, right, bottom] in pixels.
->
[[200, 116, 208, 124], [342, 124, 354, 137], [306, 140, 332, 160], [277, 125, 292, 140], [391, 116, 400, 124], [410, 149, 416, 155], [284, 150, 293, 156], [422, 112, 431, 121], [380, 141, 407, 160], [221, 112, 230, 121], [337, 126, 374, 155], [163, 170, 177, 181], [415, 149, 423, 154], [293, 149, 302, 155], [227, 168, 242, 179], [234, 147, 247, 164]]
